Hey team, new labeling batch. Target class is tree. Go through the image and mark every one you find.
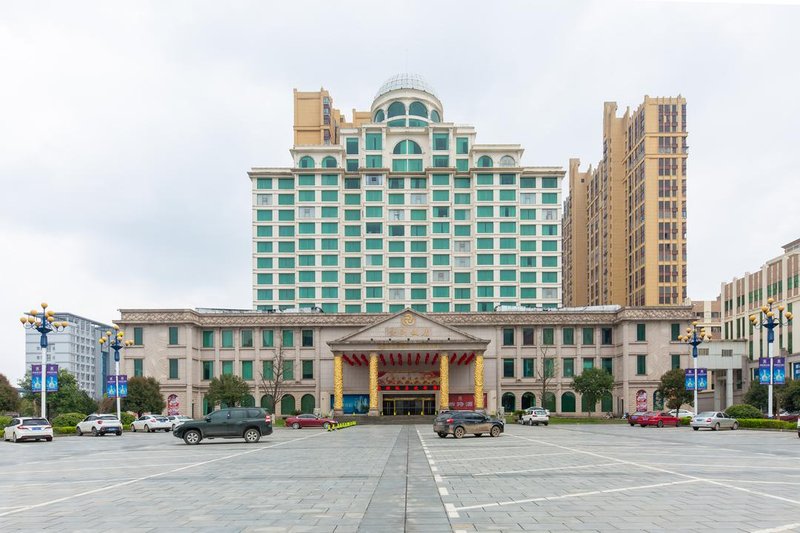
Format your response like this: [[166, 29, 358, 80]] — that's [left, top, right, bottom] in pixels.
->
[[534, 345, 558, 411], [0, 373, 20, 413], [743, 382, 784, 413], [122, 376, 165, 417], [206, 374, 251, 409], [18, 370, 97, 419], [777, 380, 800, 412], [259, 342, 292, 414], [657, 368, 694, 413], [571, 368, 614, 417]]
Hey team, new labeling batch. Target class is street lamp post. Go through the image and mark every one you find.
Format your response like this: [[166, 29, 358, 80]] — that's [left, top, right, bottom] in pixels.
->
[[99, 325, 134, 421], [679, 321, 711, 414], [750, 297, 793, 418], [19, 302, 68, 419]]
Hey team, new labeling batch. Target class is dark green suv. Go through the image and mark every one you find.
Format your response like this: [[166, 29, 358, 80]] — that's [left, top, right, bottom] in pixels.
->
[[173, 408, 273, 445]]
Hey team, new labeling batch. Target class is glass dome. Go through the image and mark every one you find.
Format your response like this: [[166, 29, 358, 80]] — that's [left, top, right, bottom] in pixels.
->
[[375, 73, 437, 100]]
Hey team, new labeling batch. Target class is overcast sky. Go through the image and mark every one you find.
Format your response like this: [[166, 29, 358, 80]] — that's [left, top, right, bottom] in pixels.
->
[[1, 0, 798, 383]]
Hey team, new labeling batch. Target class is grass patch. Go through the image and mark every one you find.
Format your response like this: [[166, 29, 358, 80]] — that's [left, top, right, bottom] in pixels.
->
[[737, 418, 796, 430]]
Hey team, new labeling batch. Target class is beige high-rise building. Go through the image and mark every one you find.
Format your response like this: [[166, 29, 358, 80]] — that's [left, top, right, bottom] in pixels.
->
[[563, 96, 688, 307]]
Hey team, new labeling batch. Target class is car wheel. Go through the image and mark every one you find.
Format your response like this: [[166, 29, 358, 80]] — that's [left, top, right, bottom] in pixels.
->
[[675, 421, 680, 427], [46, 437, 53, 442], [171, 424, 176, 431], [732, 422, 739, 431], [713, 423, 720, 431], [640, 424, 646, 428], [76, 427, 83, 436], [292, 422, 301, 430], [243, 428, 261, 443], [543, 422, 549, 426], [437, 432, 447, 438], [132, 425, 137, 432], [657, 421, 664, 428], [490, 425, 501, 438], [183, 430, 201, 445], [11, 432, 17, 443], [453, 426, 465, 439], [629, 422, 635, 426], [693, 427, 699, 431], [91, 427, 98, 437], [117, 431, 122, 436], [144, 425, 150, 433]]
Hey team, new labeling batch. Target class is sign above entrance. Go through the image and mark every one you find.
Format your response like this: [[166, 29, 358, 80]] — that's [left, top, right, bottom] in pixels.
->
[[378, 371, 439, 387]]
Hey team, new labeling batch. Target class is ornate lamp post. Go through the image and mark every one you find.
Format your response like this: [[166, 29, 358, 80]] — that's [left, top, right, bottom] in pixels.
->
[[19, 302, 68, 419], [679, 321, 711, 414], [750, 297, 793, 418], [99, 325, 134, 421]]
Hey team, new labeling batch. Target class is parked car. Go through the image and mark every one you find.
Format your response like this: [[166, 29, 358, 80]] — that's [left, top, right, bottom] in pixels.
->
[[76, 414, 123, 436], [691, 411, 738, 431], [638, 411, 680, 428], [173, 408, 273, 445], [131, 415, 172, 433], [166, 415, 192, 430], [285, 413, 337, 430], [628, 412, 647, 426], [521, 408, 550, 426], [523, 406, 550, 416], [3, 417, 53, 442], [434, 411, 504, 439], [778, 411, 800, 422], [668, 409, 695, 419]]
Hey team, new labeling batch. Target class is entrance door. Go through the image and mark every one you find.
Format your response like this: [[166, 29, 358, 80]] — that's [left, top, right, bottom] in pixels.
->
[[382, 395, 436, 415]]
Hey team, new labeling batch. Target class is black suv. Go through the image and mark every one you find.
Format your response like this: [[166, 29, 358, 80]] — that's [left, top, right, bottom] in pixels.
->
[[434, 411, 504, 439], [173, 408, 273, 445]]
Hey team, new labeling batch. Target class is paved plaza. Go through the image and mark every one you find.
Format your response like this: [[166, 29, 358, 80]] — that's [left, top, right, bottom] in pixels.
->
[[0, 423, 799, 532]]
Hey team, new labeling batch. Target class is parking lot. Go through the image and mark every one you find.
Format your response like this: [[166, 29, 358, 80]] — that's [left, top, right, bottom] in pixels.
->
[[0, 424, 799, 532]]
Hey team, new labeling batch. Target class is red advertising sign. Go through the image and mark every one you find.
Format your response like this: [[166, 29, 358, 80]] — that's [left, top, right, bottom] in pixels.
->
[[167, 394, 180, 416], [448, 393, 488, 411], [635, 390, 648, 412]]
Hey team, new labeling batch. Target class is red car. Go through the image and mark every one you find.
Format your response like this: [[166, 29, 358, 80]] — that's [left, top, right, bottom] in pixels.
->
[[628, 412, 647, 426], [285, 413, 337, 430], [638, 411, 680, 428]]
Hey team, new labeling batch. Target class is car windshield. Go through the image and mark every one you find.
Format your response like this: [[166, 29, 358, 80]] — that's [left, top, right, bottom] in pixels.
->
[[24, 418, 49, 425], [696, 412, 716, 417], [99, 415, 119, 421]]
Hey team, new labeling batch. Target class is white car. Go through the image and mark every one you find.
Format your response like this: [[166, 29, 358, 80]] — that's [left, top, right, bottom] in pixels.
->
[[131, 415, 172, 432], [76, 414, 123, 436], [165, 415, 192, 430], [3, 417, 53, 442], [521, 408, 550, 426], [668, 409, 695, 419]]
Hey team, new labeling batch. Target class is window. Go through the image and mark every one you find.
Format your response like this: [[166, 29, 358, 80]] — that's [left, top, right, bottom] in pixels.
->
[[522, 328, 534, 346], [298, 156, 314, 168], [432, 133, 449, 150], [671, 323, 681, 341], [503, 328, 515, 346], [130, 359, 142, 377], [302, 360, 313, 380], [202, 330, 214, 348], [477, 155, 493, 168], [168, 327, 179, 345], [241, 329, 253, 348], [563, 358, 574, 378], [365, 155, 382, 168], [542, 328, 554, 345], [671, 354, 681, 369], [601, 357, 613, 374], [365, 132, 382, 150], [636, 355, 647, 375], [261, 330, 274, 347], [601, 328, 613, 345], [582, 358, 594, 371], [282, 330, 294, 348], [503, 358, 515, 378], [132, 327, 143, 345], [262, 360, 274, 380], [283, 360, 294, 381], [582, 328, 594, 345], [168, 358, 179, 379], [202, 361, 213, 380], [301, 329, 313, 347], [544, 358, 555, 378], [523, 358, 534, 378], [636, 323, 646, 342]]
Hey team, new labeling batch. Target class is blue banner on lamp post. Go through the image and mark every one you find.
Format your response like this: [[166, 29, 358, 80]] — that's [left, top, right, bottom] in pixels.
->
[[684, 368, 696, 391], [759, 358, 771, 384], [794, 362, 800, 381], [773, 358, 785, 384], [117, 375, 128, 398], [31, 364, 42, 392], [696, 368, 708, 390], [45, 364, 58, 392]]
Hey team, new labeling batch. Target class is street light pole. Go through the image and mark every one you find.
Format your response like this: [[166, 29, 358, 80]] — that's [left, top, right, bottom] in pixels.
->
[[99, 325, 133, 421], [20, 302, 68, 419], [750, 298, 793, 418], [679, 321, 711, 413]]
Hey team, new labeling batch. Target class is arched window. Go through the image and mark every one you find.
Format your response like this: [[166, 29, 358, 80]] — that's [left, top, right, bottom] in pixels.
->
[[242, 394, 255, 407], [561, 392, 576, 413], [374, 109, 385, 123], [298, 156, 314, 169], [543, 392, 556, 412], [499, 155, 516, 167], [387, 101, 406, 118], [260, 394, 274, 412], [521, 392, 536, 410], [601, 392, 614, 413], [281, 394, 296, 416], [477, 155, 493, 168], [653, 391, 664, 410], [300, 394, 315, 414], [501, 392, 516, 413], [409, 101, 428, 117], [581, 393, 596, 414], [321, 156, 337, 168], [430, 109, 441, 123], [393, 140, 423, 155]]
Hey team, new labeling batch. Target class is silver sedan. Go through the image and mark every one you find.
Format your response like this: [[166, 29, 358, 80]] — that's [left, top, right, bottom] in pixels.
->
[[691, 411, 739, 431]]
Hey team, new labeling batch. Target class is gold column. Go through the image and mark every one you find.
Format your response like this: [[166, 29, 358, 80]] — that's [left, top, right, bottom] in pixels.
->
[[333, 354, 343, 414], [369, 352, 379, 416], [439, 353, 449, 411], [474, 353, 485, 410]]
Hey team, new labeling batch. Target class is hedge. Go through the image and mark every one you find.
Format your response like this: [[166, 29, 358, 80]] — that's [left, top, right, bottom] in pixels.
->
[[0, 416, 11, 428], [52, 412, 87, 427], [273, 418, 286, 428], [724, 404, 764, 419], [736, 418, 795, 430], [54, 426, 78, 435]]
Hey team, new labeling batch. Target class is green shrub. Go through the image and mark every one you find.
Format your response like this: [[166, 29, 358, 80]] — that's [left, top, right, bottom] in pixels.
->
[[736, 418, 795, 430], [120, 412, 135, 426], [273, 418, 286, 427], [679, 416, 691, 426], [52, 412, 87, 427], [0, 416, 12, 428], [54, 426, 77, 435], [725, 404, 764, 419]]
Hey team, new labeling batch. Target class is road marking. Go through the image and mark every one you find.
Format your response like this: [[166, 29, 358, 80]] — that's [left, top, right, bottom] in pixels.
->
[[444, 503, 459, 518], [438, 487, 448, 496], [0, 431, 326, 518], [455, 479, 701, 511], [753, 523, 800, 533], [5, 463, 197, 474], [431, 451, 578, 462], [434, 474, 443, 482], [708, 478, 800, 486], [474, 461, 620, 476], [417, 429, 458, 520]]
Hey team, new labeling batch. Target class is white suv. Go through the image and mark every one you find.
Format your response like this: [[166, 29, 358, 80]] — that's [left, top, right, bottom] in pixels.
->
[[521, 408, 550, 426], [76, 414, 123, 436]]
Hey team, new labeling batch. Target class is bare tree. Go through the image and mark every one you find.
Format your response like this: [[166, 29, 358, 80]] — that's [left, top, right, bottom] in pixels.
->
[[535, 345, 559, 411], [258, 342, 293, 415]]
